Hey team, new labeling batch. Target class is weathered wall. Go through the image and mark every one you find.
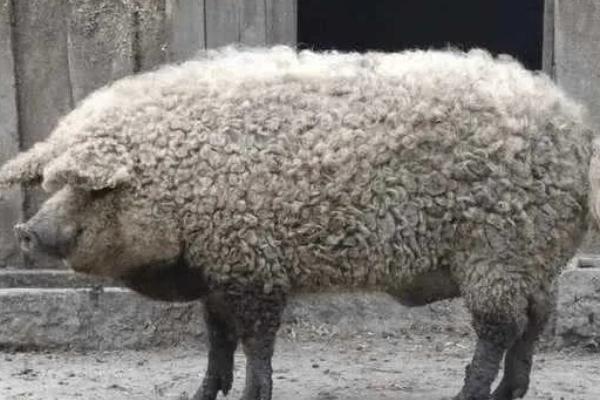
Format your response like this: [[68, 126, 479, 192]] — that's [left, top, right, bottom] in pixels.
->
[[551, 0, 600, 255], [0, 0, 22, 267], [0, 0, 297, 268], [553, 0, 600, 129]]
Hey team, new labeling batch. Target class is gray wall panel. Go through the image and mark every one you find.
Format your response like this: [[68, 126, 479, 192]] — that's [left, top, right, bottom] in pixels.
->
[[0, 0, 23, 267]]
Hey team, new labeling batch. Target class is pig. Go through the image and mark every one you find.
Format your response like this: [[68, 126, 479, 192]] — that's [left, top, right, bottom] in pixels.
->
[[1, 47, 594, 400]]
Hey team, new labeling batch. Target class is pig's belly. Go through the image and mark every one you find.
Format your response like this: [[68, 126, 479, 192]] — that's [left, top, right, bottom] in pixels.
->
[[386, 268, 460, 306]]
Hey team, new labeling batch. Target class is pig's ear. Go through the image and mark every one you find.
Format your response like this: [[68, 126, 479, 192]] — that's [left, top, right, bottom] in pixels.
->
[[0, 142, 56, 190], [42, 139, 133, 192]]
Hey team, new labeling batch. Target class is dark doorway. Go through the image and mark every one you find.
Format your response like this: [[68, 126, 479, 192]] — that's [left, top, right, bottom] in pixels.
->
[[298, 0, 545, 70]]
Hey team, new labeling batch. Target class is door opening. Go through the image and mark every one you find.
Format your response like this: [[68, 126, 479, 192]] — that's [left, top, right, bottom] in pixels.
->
[[298, 0, 545, 70]]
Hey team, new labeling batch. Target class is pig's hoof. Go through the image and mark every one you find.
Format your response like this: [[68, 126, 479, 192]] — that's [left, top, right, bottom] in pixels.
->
[[192, 371, 234, 400], [239, 382, 271, 400], [218, 370, 234, 395], [446, 394, 492, 400], [491, 381, 528, 400]]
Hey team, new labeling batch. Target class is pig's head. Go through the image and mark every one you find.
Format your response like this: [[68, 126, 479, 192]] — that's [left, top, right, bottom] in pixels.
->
[[4, 137, 184, 281], [14, 186, 182, 280]]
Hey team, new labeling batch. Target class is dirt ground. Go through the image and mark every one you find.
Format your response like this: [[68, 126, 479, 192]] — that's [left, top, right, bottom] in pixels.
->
[[1, 332, 599, 400]]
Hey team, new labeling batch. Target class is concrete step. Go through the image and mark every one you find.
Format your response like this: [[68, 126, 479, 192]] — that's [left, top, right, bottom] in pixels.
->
[[0, 287, 203, 351], [0, 287, 469, 351], [0, 269, 117, 288], [0, 268, 597, 351], [555, 267, 600, 348], [573, 254, 600, 269]]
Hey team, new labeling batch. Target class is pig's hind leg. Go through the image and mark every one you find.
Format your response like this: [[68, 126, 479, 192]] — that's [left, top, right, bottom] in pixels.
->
[[236, 286, 287, 400], [193, 293, 239, 400], [491, 290, 554, 400]]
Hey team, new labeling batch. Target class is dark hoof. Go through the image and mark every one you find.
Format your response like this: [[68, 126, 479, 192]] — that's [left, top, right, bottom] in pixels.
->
[[192, 371, 234, 400], [239, 383, 271, 400], [448, 394, 492, 400], [239, 388, 260, 400], [219, 371, 234, 395], [491, 383, 528, 400], [491, 375, 529, 400]]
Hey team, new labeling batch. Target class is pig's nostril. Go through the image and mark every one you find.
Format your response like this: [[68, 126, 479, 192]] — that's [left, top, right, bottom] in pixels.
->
[[14, 224, 36, 252], [21, 233, 32, 245]]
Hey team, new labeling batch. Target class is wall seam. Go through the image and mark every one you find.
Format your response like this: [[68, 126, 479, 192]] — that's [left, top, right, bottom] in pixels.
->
[[64, 0, 75, 109], [8, 0, 22, 152], [202, 0, 207, 49]]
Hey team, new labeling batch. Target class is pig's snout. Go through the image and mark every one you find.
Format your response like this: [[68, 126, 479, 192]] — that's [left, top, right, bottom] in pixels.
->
[[14, 223, 37, 253], [13, 219, 78, 258]]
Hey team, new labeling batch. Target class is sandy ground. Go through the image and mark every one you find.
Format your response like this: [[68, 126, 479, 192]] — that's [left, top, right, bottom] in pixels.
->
[[1, 333, 599, 400]]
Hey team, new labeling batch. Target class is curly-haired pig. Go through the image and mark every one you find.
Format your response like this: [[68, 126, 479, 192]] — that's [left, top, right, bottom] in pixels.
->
[[1, 47, 594, 400]]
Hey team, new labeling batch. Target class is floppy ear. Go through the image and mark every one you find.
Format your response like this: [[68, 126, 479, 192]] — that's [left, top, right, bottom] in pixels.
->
[[0, 141, 56, 190], [42, 138, 133, 192]]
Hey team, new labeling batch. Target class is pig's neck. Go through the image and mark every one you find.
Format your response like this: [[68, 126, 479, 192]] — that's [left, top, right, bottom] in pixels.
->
[[119, 254, 208, 301]]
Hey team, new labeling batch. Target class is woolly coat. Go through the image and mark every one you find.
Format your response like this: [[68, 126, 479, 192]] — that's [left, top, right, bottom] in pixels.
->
[[0, 47, 592, 311]]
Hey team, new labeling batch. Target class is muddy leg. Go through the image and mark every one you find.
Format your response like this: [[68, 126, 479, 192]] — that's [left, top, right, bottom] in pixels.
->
[[240, 330, 278, 400], [454, 329, 509, 399], [490, 336, 534, 400], [192, 294, 238, 400], [491, 291, 554, 400], [455, 277, 529, 400], [236, 288, 286, 400]]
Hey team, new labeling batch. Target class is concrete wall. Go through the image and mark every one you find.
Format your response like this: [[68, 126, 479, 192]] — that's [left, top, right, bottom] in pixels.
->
[[553, 0, 600, 129], [0, 0, 22, 267], [548, 0, 600, 255]]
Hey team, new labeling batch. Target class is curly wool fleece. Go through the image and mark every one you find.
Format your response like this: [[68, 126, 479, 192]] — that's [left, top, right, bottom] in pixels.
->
[[0, 47, 592, 304]]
